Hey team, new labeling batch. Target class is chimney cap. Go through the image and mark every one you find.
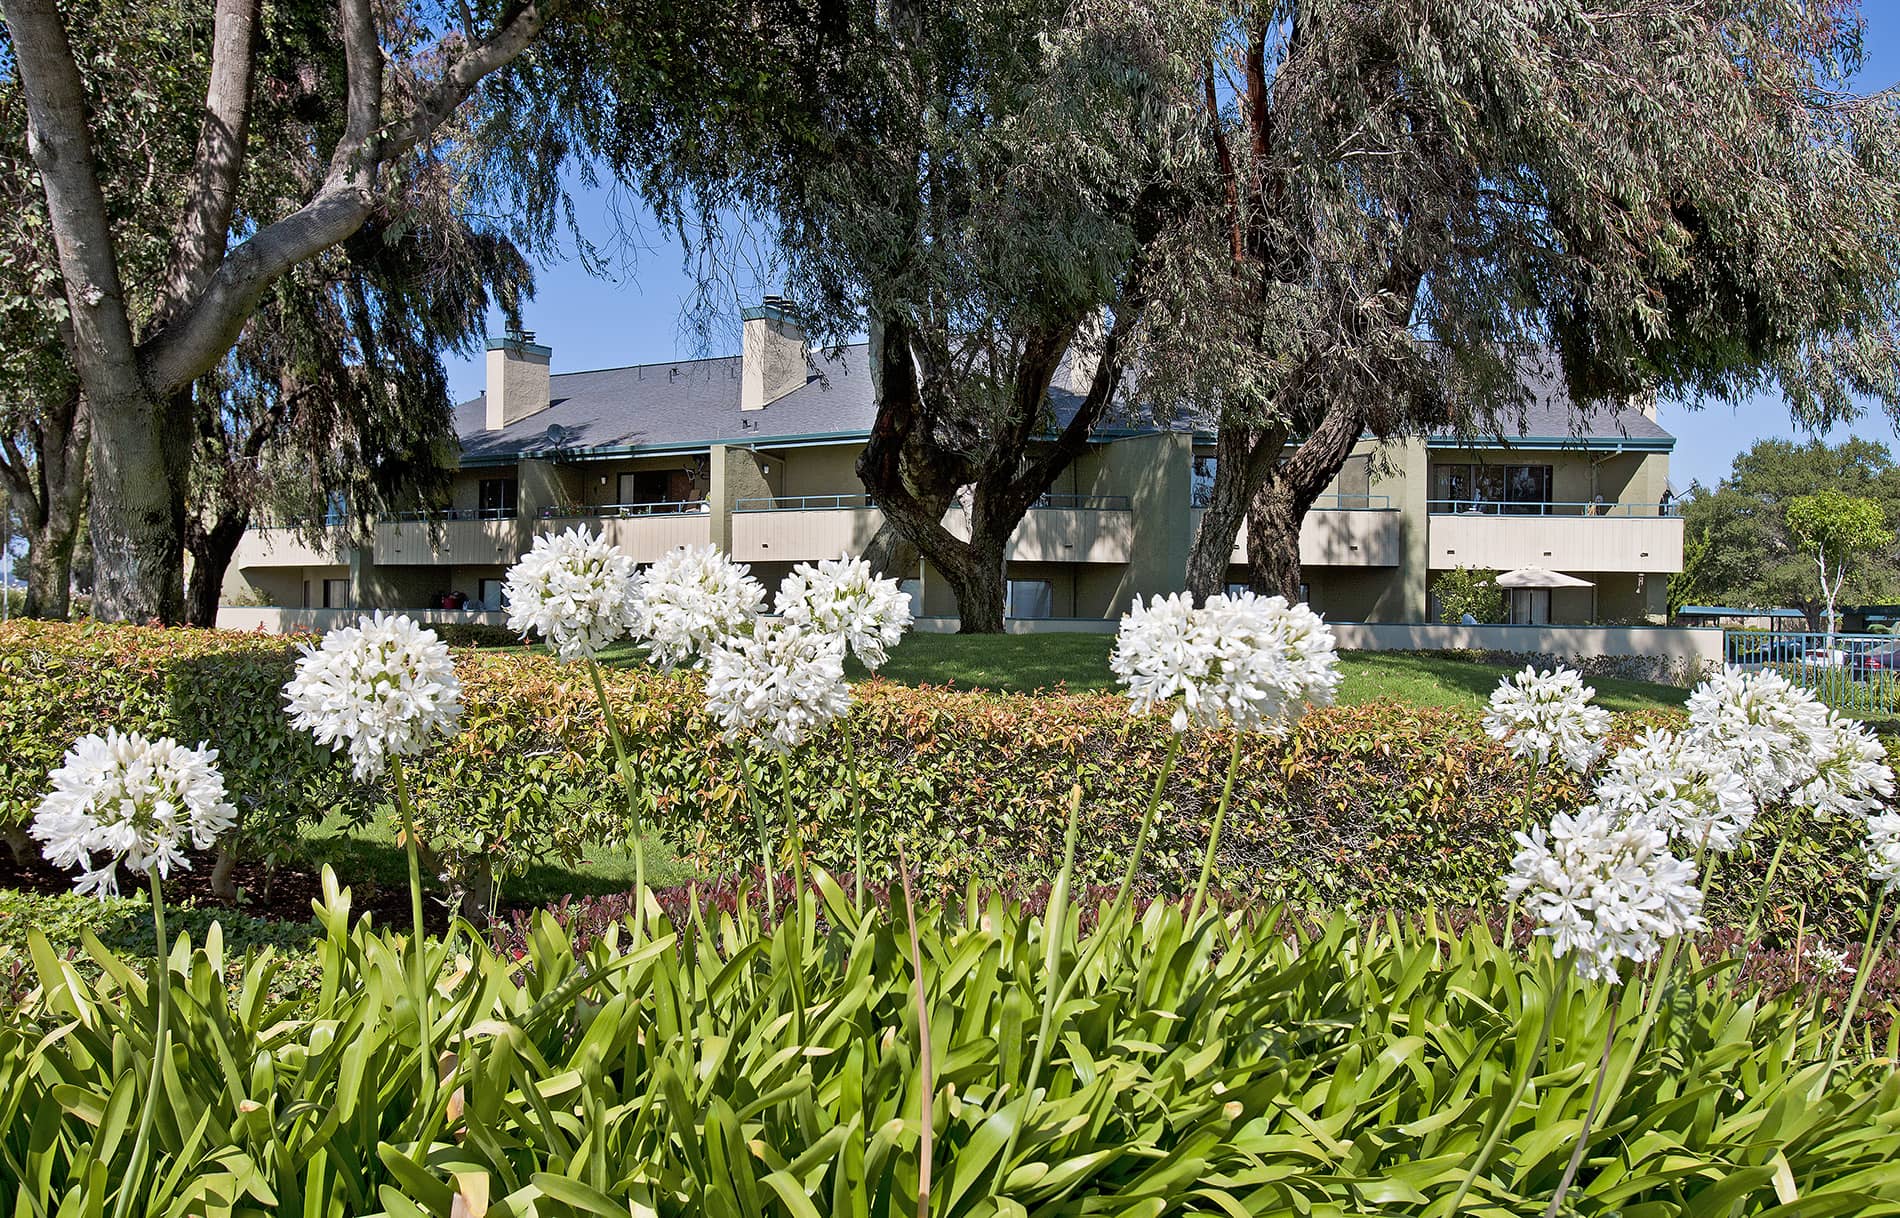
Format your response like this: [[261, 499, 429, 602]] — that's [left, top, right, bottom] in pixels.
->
[[741, 296, 800, 325], [487, 329, 552, 357]]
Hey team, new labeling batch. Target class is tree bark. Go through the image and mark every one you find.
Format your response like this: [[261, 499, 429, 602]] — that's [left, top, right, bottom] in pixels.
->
[[1243, 394, 1368, 598], [185, 509, 248, 627], [1185, 421, 1282, 603], [1, 386, 90, 620]]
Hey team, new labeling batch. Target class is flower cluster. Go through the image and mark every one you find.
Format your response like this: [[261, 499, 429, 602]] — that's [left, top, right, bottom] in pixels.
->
[[1482, 665, 1613, 774], [630, 545, 767, 670], [1804, 942, 1853, 978], [1866, 812, 1900, 888], [1111, 591, 1340, 735], [1505, 807, 1706, 981], [776, 555, 913, 670], [504, 527, 641, 659], [283, 612, 463, 779], [1790, 711, 1896, 821], [703, 622, 852, 754], [31, 730, 237, 898], [1594, 729, 1755, 852], [1685, 666, 1830, 805]]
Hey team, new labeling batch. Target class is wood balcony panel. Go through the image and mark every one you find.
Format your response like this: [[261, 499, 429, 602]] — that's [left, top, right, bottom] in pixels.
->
[[233, 527, 350, 568], [731, 506, 886, 563], [534, 512, 713, 562], [1428, 514, 1684, 573], [1195, 508, 1402, 567], [373, 518, 529, 566]]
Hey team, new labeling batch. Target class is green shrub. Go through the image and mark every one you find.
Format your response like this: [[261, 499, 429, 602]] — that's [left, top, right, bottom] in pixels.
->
[[1433, 564, 1507, 623], [3, 876, 1898, 1214], [0, 621, 1887, 940]]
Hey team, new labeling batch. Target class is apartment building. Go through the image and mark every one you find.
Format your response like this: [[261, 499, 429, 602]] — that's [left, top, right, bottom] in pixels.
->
[[222, 302, 1683, 627]]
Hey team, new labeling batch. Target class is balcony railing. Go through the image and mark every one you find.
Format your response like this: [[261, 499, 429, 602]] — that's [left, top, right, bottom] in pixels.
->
[[1192, 492, 1393, 511], [1031, 493, 1131, 510], [1428, 499, 1681, 518], [735, 494, 875, 512], [543, 500, 709, 519], [389, 508, 518, 522]]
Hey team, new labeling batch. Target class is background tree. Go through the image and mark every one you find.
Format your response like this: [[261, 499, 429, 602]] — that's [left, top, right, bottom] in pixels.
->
[[547, 0, 1207, 631], [1672, 438, 1900, 628], [1, 0, 556, 622], [1786, 490, 1894, 640], [1430, 567, 1504, 626], [1143, 1, 1900, 604]]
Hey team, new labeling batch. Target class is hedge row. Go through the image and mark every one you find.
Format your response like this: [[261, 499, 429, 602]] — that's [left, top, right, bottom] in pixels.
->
[[0, 620, 1888, 940]]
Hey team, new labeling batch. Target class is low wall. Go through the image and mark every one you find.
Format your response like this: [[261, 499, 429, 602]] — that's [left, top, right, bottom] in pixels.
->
[[216, 606, 509, 634], [1332, 622, 1725, 685], [911, 616, 1121, 636]]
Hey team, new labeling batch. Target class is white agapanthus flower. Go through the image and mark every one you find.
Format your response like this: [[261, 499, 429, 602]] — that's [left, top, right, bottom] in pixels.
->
[[776, 555, 913, 670], [1789, 710, 1896, 820], [1481, 665, 1614, 774], [504, 527, 641, 659], [1686, 665, 1830, 805], [629, 544, 767, 670], [1110, 592, 1340, 735], [1865, 812, 1900, 887], [703, 621, 851, 755], [1505, 807, 1706, 981], [1804, 942, 1853, 978], [1594, 728, 1757, 852], [31, 729, 238, 898], [283, 612, 463, 780]]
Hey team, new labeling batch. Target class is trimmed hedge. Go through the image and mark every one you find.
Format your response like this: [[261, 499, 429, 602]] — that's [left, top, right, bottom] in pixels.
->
[[0, 620, 1888, 939]]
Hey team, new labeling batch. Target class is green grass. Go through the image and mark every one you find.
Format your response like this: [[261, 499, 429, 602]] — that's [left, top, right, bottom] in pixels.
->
[[802, 630, 1688, 712]]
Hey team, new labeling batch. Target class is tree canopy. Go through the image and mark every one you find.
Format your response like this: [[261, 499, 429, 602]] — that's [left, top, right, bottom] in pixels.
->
[[1673, 438, 1900, 627]]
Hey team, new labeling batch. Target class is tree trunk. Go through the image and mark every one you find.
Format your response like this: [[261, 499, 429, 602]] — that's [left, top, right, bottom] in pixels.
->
[[209, 841, 240, 903], [185, 509, 248, 627], [1185, 422, 1281, 603], [1245, 477, 1306, 600], [861, 520, 921, 582], [88, 388, 189, 624], [3, 824, 32, 864], [930, 533, 1008, 633], [21, 535, 75, 620]]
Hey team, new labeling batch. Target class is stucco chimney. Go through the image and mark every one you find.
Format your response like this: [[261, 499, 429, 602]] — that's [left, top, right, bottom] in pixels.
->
[[485, 329, 552, 430], [740, 297, 808, 411], [1064, 310, 1105, 396]]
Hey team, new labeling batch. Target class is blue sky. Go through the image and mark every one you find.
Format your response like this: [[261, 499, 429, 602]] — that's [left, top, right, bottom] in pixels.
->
[[442, 14, 1900, 493]]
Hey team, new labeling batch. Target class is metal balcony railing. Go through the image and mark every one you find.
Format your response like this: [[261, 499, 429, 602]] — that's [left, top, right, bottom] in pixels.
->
[[543, 500, 710, 519], [1427, 499, 1681, 518], [1190, 492, 1393, 511], [388, 508, 519, 522], [1030, 493, 1132, 511], [735, 494, 876, 512]]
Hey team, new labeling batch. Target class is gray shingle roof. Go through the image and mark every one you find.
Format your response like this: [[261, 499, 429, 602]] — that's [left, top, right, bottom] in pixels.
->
[[1428, 355, 1673, 447], [453, 341, 1672, 463]]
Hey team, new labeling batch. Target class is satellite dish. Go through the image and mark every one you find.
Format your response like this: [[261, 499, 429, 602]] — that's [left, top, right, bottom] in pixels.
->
[[543, 423, 571, 449]]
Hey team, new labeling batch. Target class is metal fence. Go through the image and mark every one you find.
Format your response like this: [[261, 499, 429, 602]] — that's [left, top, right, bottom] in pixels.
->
[[1723, 629, 1900, 716]]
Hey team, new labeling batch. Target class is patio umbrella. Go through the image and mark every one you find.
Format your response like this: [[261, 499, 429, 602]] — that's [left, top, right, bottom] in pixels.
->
[[1494, 566, 1595, 589]]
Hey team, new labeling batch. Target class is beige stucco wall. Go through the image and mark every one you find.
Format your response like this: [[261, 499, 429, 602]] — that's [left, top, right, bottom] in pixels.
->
[[774, 444, 861, 498]]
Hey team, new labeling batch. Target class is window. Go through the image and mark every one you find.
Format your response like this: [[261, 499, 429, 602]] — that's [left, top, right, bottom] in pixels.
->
[[321, 578, 350, 609], [617, 469, 693, 507], [477, 578, 507, 612], [478, 478, 518, 519], [1005, 580, 1054, 620], [1508, 588, 1551, 625], [1430, 463, 1552, 514]]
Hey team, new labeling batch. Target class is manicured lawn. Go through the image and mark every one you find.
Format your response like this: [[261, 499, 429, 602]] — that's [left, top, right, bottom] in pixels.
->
[[825, 630, 1692, 713]]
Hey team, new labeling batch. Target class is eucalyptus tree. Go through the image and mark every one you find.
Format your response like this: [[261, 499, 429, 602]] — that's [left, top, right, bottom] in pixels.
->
[[1, 0, 556, 622], [1145, 1, 1900, 602], [546, 0, 1210, 631]]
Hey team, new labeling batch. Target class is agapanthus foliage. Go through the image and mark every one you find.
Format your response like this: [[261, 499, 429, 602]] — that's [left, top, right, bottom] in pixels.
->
[[703, 621, 852, 755], [775, 555, 913, 670], [31, 730, 238, 898], [1594, 729, 1756, 853], [1505, 808, 1706, 981], [283, 612, 462, 779], [504, 527, 641, 659], [630, 545, 767, 670], [1111, 591, 1339, 734], [1481, 665, 1613, 774]]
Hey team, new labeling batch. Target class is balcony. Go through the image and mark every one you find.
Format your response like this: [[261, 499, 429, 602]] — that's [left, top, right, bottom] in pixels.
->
[[536, 501, 714, 561], [947, 494, 1134, 563], [731, 495, 885, 563], [232, 523, 352, 568], [1196, 496, 1402, 566], [373, 510, 528, 566], [1427, 500, 1684, 574]]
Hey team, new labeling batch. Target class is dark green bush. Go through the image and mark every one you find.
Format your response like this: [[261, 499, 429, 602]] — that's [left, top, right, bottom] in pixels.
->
[[0, 621, 1886, 941]]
